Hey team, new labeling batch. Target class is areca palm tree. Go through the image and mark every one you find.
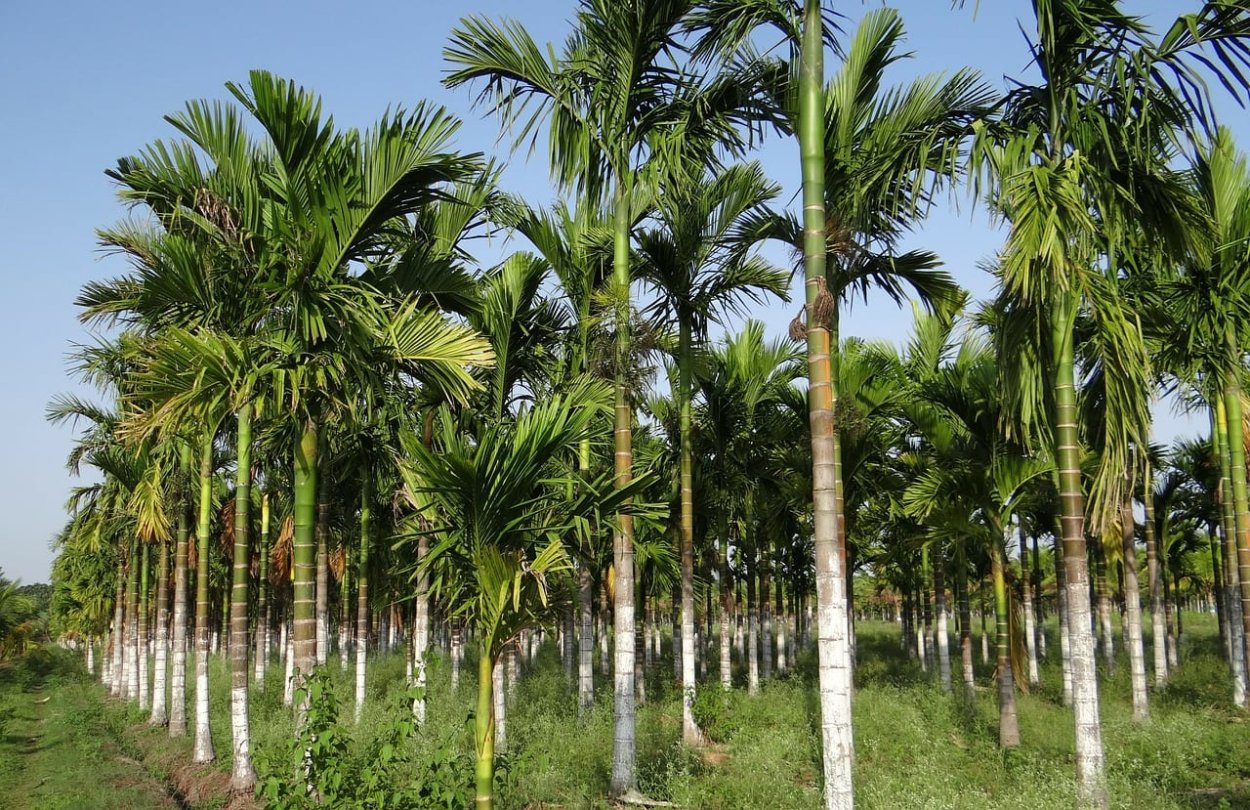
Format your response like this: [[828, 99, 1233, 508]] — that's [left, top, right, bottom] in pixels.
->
[[636, 160, 788, 742], [444, 3, 775, 792], [398, 378, 641, 810], [971, 5, 1250, 801]]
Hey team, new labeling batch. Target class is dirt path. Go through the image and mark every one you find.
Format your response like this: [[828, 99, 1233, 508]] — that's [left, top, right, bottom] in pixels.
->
[[0, 672, 179, 810]]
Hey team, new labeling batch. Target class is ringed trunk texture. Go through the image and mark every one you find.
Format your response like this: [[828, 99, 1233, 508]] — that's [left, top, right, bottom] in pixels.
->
[[315, 478, 330, 667], [254, 494, 270, 689], [355, 478, 371, 723], [475, 648, 497, 810], [1053, 298, 1106, 807], [579, 564, 594, 713], [111, 556, 125, 698], [229, 408, 255, 790], [1120, 503, 1148, 722], [149, 539, 170, 726], [801, 2, 854, 804], [170, 443, 191, 736], [677, 322, 704, 745], [934, 542, 951, 694], [990, 531, 1018, 748], [193, 431, 216, 764], [1221, 370, 1250, 697], [609, 183, 638, 799], [719, 533, 732, 691], [1216, 398, 1249, 705], [292, 422, 319, 727], [413, 534, 430, 724], [1143, 484, 1168, 689], [956, 545, 975, 699]]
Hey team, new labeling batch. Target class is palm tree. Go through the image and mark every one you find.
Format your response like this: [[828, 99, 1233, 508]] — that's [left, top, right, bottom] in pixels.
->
[[969, 5, 1250, 801], [636, 160, 788, 740], [399, 378, 639, 810], [444, 3, 773, 792]]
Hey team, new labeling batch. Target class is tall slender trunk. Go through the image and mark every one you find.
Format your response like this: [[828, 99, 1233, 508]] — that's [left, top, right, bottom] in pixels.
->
[[413, 534, 430, 724], [921, 547, 933, 670], [1140, 467, 1167, 690], [170, 443, 191, 736], [111, 553, 125, 697], [747, 553, 759, 695], [493, 654, 507, 750], [800, 3, 853, 804], [1032, 534, 1046, 660], [338, 555, 350, 672], [1055, 534, 1073, 707], [315, 475, 330, 667], [609, 180, 637, 799], [677, 320, 704, 744], [719, 531, 732, 690], [229, 407, 255, 789], [761, 539, 773, 682], [776, 570, 787, 674], [255, 493, 270, 689], [475, 647, 497, 810], [451, 620, 462, 692], [1052, 296, 1105, 806], [1094, 540, 1115, 674], [956, 543, 974, 699], [138, 542, 150, 710], [1216, 397, 1249, 704], [1022, 538, 1039, 687], [125, 541, 140, 702], [934, 542, 951, 694], [355, 476, 371, 723], [148, 537, 168, 730], [990, 526, 1018, 748], [1221, 359, 1250, 695], [193, 430, 216, 763], [292, 421, 319, 726], [579, 563, 594, 713], [1120, 502, 1148, 722]]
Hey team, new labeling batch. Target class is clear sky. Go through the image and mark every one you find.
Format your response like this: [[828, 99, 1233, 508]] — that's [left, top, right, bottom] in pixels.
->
[[0, 1, 1242, 584]]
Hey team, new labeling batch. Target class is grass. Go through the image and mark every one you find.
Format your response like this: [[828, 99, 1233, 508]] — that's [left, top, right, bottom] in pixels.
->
[[0, 646, 178, 809], [4, 613, 1249, 809]]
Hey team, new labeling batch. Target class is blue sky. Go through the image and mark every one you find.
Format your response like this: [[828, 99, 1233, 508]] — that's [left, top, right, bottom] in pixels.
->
[[0, 1, 1242, 583]]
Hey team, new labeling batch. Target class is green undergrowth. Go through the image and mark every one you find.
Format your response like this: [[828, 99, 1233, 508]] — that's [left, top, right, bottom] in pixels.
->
[[11, 614, 1250, 809]]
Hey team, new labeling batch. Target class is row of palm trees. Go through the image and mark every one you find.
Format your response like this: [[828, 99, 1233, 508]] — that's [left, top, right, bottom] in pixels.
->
[[45, 2, 1250, 808]]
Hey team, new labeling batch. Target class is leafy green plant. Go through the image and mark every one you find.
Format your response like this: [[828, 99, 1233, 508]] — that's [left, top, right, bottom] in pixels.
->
[[255, 669, 473, 809]]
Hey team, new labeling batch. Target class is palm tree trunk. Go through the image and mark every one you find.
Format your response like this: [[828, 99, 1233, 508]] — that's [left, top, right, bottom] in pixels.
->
[[292, 420, 319, 726], [1143, 482, 1167, 689], [921, 547, 933, 671], [990, 527, 1018, 748], [800, 2, 853, 804], [150, 537, 170, 730], [680, 337, 710, 735], [719, 532, 732, 691], [609, 179, 638, 799], [1033, 534, 1046, 660], [170, 443, 191, 735], [579, 562, 594, 713], [956, 544, 974, 700], [138, 542, 150, 711], [315, 475, 330, 667], [747, 552, 759, 695], [125, 541, 139, 702], [934, 542, 951, 694], [475, 646, 496, 810], [1052, 296, 1105, 806], [762, 542, 773, 682], [413, 534, 430, 724], [228, 408, 255, 789], [355, 476, 371, 724], [1094, 540, 1115, 674], [1216, 396, 1249, 704], [1022, 541, 1039, 687], [1221, 362, 1250, 697], [193, 430, 216, 763], [111, 553, 125, 697], [254, 493, 270, 689], [338, 557, 350, 672], [494, 653, 507, 750], [1054, 533, 1073, 706], [1120, 502, 1148, 722], [451, 620, 462, 692]]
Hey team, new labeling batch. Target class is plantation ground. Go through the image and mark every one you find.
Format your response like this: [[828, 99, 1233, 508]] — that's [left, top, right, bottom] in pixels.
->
[[4, 616, 1249, 809]]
